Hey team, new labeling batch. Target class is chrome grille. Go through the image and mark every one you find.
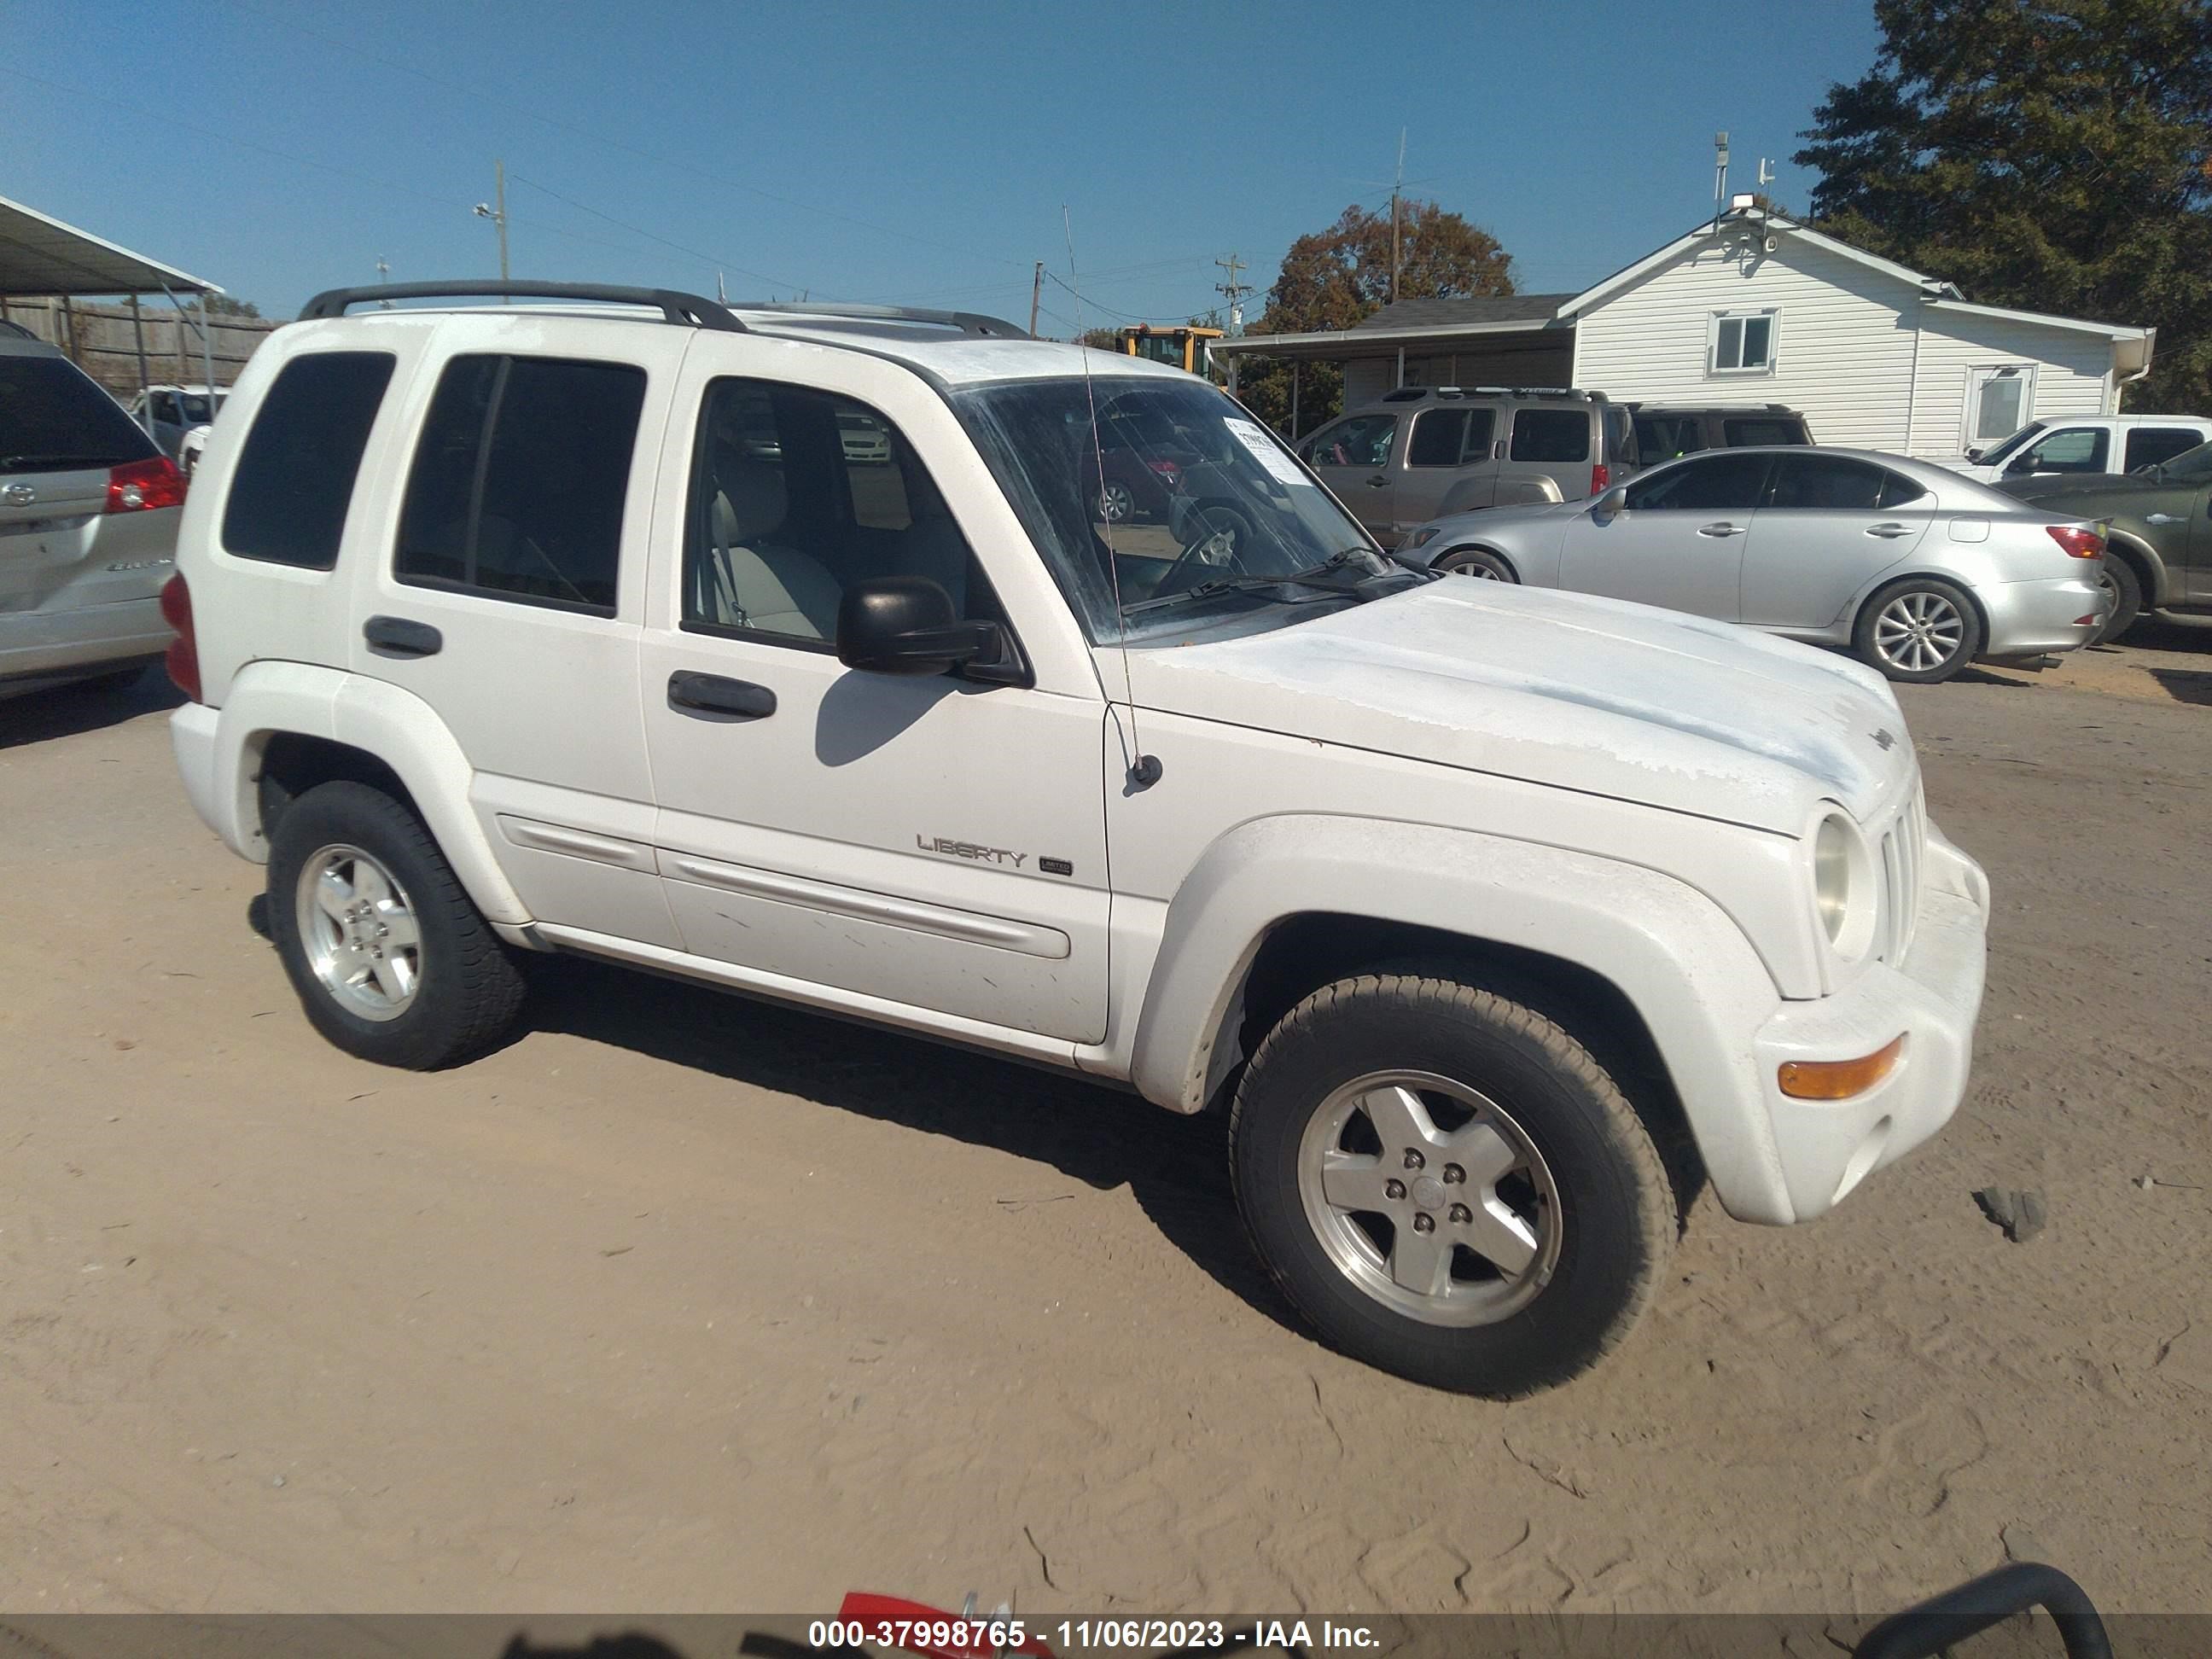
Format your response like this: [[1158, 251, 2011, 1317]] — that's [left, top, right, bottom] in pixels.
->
[[1877, 788, 1925, 963]]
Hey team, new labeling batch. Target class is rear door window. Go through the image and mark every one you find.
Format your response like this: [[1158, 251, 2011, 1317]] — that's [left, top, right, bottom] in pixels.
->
[[2124, 428, 2204, 471], [0, 352, 159, 475], [1624, 452, 1773, 511], [395, 354, 646, 614], [222, 352, 396, 569], [1722, 416, 1807, 446], [1509, 408, 1588, 463], [1406, 408, 1469, 467], [1767, 454, 1887, 510], [1635, 416, 1706, 461]]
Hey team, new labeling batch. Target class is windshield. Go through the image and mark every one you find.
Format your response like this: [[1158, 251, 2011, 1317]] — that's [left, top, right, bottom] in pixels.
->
[[2157, 439, 2212, 483], [1977, 420, 2044, 463], [952, 375, 1391, 643]]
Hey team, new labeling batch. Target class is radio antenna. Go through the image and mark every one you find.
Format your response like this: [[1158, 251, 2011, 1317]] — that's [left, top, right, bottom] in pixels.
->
[[1065, 204, 1160, 789]]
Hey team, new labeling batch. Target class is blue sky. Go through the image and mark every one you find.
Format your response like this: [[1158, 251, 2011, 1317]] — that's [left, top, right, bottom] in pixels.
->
[[10, 0, 1882, 330]]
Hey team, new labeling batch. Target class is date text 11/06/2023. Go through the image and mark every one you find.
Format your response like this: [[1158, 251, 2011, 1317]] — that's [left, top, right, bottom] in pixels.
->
[[806, 1618, 1382, 1653]]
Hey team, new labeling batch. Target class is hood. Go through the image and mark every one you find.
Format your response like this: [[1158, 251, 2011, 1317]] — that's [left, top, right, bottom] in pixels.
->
[[1123, 581, 1916, 835]]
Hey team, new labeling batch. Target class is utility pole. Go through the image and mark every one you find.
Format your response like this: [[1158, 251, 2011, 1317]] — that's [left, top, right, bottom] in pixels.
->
[[473, 160, 509, 296], [1029, 260, 1044, 335], [1214, 253, 1252, 336], [1390, 127, 1406, 305]]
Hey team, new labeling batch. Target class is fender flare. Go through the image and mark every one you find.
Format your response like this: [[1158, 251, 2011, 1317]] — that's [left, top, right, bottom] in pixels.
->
[[2099, 527, 2168, 608], [211, 661, 531, 927], [1126, 814, 1795, 1223]]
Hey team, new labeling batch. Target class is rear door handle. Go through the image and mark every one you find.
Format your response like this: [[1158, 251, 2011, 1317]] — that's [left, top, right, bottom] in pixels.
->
[[667, 671, 777, 721], [1365, 474, 1389, 488], [1697, 521, 1745, 538], [1866, 521, 1918, 538], [2145, 512, 2183, 525], [363, 614, 443, 658]]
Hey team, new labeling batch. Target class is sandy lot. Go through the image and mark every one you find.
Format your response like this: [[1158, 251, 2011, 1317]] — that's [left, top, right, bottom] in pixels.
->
[[2, 629, 2208, 1620]]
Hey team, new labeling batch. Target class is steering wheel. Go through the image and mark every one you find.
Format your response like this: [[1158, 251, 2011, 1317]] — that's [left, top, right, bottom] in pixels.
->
[[1149, 504, 1254, 597]]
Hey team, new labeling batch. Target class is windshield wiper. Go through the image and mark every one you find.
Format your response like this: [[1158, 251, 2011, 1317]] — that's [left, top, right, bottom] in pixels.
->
[[1122, 550, 1383, 614]]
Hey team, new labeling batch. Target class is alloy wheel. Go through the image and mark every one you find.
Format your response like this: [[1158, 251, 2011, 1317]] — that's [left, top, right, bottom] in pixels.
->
[[1295, 1069, 1561, 1326], [1873, 590, 1966, 674], [296, 843, 423, 1022]]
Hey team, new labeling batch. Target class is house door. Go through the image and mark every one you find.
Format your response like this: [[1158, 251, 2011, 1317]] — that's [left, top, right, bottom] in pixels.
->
[[1964, 366, 2037, 452]]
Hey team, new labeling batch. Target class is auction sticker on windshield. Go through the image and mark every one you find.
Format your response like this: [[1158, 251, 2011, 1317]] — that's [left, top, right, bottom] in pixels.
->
[[1223, 416, 1309, 487]]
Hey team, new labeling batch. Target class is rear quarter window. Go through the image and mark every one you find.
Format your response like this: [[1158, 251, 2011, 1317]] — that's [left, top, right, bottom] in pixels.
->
[[222, 352, 398, 568], [0, 352, 159, 475]]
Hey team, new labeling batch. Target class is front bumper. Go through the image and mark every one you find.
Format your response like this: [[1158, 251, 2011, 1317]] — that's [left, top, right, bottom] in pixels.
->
[[1978, 572, 2107, 659], [1749, 825, 1990, 1221]]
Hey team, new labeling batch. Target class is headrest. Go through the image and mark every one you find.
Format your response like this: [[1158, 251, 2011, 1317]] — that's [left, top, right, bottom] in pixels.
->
[[717, 455, 788, 540]]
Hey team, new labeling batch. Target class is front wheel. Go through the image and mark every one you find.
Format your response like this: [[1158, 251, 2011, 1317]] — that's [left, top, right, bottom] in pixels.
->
[[265, 781, 527, 1069], [1854, 578, 1982, 683], [1434, 547, 1516, 581], [1229, 972, 1676, 1396]]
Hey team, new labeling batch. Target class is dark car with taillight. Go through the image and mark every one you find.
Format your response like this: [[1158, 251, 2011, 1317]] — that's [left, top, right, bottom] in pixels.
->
[[2000, 436, 2212, 643], [1, 331, 185, 698]]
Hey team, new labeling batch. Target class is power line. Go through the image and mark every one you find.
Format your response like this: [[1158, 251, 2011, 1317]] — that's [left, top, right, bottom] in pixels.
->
[[509, 173, 800, 293]]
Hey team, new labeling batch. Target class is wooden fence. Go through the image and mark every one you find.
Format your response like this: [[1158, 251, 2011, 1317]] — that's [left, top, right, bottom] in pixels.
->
[[0, 296, 279, 399]]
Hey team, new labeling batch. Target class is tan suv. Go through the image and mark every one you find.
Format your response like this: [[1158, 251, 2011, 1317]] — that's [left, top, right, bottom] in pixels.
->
[[1295, 386, 1638, 546]]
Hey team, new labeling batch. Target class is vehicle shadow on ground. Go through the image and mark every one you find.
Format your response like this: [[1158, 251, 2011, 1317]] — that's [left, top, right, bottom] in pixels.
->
[[2149, 667, 2212, 707], [0, 667, 180, 751], [522, 955, 1306, 1339]]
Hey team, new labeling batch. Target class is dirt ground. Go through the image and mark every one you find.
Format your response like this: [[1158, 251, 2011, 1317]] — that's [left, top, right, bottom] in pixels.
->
[[2, 626, 2208, 1621]]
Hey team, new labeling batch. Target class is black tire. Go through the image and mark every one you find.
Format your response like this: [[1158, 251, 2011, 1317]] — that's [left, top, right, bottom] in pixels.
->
[[1229, 972, 1676, 1397], [2092, 552, 2143, 645], [1852, 576, 1984, 684], [1434, 547, 1517, 581], [265, 780, 527, 1069]]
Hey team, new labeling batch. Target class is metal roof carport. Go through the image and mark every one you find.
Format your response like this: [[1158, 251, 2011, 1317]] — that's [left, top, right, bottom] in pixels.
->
[[0, 191, 224, 424]]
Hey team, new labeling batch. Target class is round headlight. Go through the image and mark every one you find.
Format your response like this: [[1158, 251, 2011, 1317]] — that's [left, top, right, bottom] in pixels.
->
[[1811, 810, 1878, 963]]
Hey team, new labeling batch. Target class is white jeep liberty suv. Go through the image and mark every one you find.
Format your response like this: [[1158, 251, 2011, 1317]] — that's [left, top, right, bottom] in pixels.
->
[[166, 282, 1991, 1396]]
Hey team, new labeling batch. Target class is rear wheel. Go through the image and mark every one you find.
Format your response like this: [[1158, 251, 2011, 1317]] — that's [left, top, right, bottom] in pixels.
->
[[265, 781, 527, 1068], [2092, 555, 2142, 645], [1854, 578, 1982, 683], [1229, 971, 1675, 1397], [1099, 480, 1135, 524], [1434, 547, 1516, 581]]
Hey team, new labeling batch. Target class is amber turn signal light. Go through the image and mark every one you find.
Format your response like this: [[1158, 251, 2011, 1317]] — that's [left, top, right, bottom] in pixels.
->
[[1778, 1035, 1905, 1101]]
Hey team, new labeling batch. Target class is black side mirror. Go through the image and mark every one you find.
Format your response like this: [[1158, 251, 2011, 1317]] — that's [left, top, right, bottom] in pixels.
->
[[1964, 446, 1985, 463], [835, 576, 1022, 684]]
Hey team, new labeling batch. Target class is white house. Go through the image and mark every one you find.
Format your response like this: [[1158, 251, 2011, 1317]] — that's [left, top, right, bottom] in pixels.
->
[[1213, 204, 2156, 463]]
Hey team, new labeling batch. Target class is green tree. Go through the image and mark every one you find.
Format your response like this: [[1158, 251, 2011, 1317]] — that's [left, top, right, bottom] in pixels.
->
[[203, 294, 262, 318], [1796, 0, 2212, 411], [1237, 200, 1515, 432]]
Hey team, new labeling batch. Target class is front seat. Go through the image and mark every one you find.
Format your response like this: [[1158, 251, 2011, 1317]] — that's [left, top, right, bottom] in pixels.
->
[[699, 454, 842, 638]]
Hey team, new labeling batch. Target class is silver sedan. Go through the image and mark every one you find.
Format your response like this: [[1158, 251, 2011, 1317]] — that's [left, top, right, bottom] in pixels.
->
[[1394, 446, 2110, 682]]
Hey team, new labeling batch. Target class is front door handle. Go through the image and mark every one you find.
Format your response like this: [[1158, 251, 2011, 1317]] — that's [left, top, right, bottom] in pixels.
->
[[1866, 521, 1918, 538], [363, 614, 442, 658], [667, 671, 777, 721], [1697, 521, 1745, 538], [1365, 474, 1390, 488], [2145, 512, 2183, 525]]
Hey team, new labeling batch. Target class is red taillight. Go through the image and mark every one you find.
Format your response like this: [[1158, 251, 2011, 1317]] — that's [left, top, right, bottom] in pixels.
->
[[1146, 458, 1182, 483], [1591, 463, 1610, 494], [159, 573, 201, 702], [2046, 524, 2104, 559], [107, 455, 186, 514]]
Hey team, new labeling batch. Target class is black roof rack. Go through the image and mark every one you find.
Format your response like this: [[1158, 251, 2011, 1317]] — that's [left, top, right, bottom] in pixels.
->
[[300, 281, 746, 331], [737, 301, 1032, 341]]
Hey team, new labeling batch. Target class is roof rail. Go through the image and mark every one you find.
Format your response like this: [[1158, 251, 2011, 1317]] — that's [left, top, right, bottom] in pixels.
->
[[300, 281, 746, 331], [736, 300, 1033, 340]]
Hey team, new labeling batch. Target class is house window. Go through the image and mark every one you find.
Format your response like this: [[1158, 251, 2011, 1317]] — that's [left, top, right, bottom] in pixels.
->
[[1710, 310, 1778, 375]]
